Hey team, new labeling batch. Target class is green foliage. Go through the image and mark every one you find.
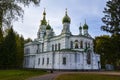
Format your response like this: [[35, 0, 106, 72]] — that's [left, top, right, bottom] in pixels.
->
[[0, 0, 41, 28], [101, 0, 120, 35], [0, 27, 29, 69], [24, 38, 32, 44], [94, 35, 120, 66], [15, 35, 24, 68], [0, 69, 47, 80], [1, 28, 17, 68], [0, 27, 3, 43]]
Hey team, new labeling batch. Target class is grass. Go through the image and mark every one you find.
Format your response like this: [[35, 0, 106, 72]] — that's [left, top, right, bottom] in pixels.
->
[[0, 69, 47, 80], [55, 73, 120, 80]]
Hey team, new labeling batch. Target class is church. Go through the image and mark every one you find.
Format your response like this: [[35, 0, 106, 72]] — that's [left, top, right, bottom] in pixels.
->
[[24, 9, 101, 70]]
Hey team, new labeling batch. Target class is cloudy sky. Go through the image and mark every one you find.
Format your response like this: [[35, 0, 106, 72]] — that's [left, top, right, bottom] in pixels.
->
[[13, 0, 109, 39]]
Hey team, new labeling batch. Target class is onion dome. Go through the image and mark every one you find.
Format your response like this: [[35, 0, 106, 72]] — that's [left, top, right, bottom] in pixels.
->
[[62, 9, 71, 24], [41, 8, 47, 25], [83, 20, 88, 29], [46, 21, 51, 30], [79, 23, 82, 30]]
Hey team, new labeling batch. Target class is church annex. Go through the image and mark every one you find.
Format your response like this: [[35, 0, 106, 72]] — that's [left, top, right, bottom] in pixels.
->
[[24, 9, 101, 70]]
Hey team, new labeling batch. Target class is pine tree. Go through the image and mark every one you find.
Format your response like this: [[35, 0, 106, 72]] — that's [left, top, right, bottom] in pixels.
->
[[2, 27, 17, 69], [101, 0, 120, 35]]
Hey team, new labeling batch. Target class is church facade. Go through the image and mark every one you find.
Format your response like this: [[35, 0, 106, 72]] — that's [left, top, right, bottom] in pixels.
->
[[24, 9, 101, 70]]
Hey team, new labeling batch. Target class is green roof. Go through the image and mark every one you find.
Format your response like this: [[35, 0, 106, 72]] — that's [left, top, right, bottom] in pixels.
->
[[83, 23, 88, 29], [79, 26, 82, 30], [46, 24, 51, 30], [62, 9, 71, 24]]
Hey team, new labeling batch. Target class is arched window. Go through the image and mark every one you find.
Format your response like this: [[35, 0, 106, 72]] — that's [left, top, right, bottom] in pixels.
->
[[58, 43, 61, 50], [75, 40, 79, 49], [87, 50, 91, 64], [52, 45, 54, 51], [80, 41, 83, 48], [55, 44, 57, 51], [70, 41, 73, 49], [75, 43, 78, 48]]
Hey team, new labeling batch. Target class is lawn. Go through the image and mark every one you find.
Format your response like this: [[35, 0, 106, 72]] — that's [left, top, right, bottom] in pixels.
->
[[0, 69, 47, 80], [55, 73, 120, 80]]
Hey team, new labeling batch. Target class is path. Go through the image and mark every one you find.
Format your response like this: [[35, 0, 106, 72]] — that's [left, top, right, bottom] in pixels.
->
[[27, 71, 120, 80], [27, 71, 62, 80]]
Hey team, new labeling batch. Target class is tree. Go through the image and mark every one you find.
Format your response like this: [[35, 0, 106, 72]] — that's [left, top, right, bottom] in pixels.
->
[[111, 35, 120, 66], [0, 0, 41, 28], [94, 35, 116, 66], [15, 34, 24, 68], [101, 0, 120, 35], [0, 27, 4, 67], [0, 27, 3, 43], [24, 38, 32, 44], [1, 27, 17, 69]]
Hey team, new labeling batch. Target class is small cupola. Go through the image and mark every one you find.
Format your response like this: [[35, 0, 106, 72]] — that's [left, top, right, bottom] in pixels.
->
[[46, 21, 51, 30], [83, 20, 88, 30], [62, 9, 71, 24], [79, 23, 82, 30]]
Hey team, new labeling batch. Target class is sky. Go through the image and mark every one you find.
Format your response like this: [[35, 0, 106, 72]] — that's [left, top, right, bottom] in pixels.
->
[[13, 0, 110, 40]]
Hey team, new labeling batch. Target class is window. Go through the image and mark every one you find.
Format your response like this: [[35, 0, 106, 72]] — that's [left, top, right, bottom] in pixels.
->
[[42, 43, 44, 52], [55, 44, 57, 50], [75, 40, 79, 48], [75, 43, 78, 48], [52, 45, 54, 51], [47, 58, 49, 65], [37, 44, 39, 53], [25, 48, 30, 54], [85, 42, 87, 49], [38, 58, 40, 65], [80, 41, 83, 48], [42, 58, 44, 65], [70, 41, 73, 49], [87, 50, 91, 64], [62, 57, 66, 65], [58, 43, 61, 50]]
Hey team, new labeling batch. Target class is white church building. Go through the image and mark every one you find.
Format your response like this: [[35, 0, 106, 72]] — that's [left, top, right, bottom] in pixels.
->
[[24, 9, 101, 70]]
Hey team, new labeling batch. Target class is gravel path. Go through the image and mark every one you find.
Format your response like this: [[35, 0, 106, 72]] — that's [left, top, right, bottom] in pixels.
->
[[27, 71, 120, 80]]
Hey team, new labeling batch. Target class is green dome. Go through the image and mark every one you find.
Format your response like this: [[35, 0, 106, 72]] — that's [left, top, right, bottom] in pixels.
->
[[41, 20, 47, 25], [62, 9, 71, 24], [83, 23, 88, 29], [46, 24, 51, 30], [79, 26, 82, 30]]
